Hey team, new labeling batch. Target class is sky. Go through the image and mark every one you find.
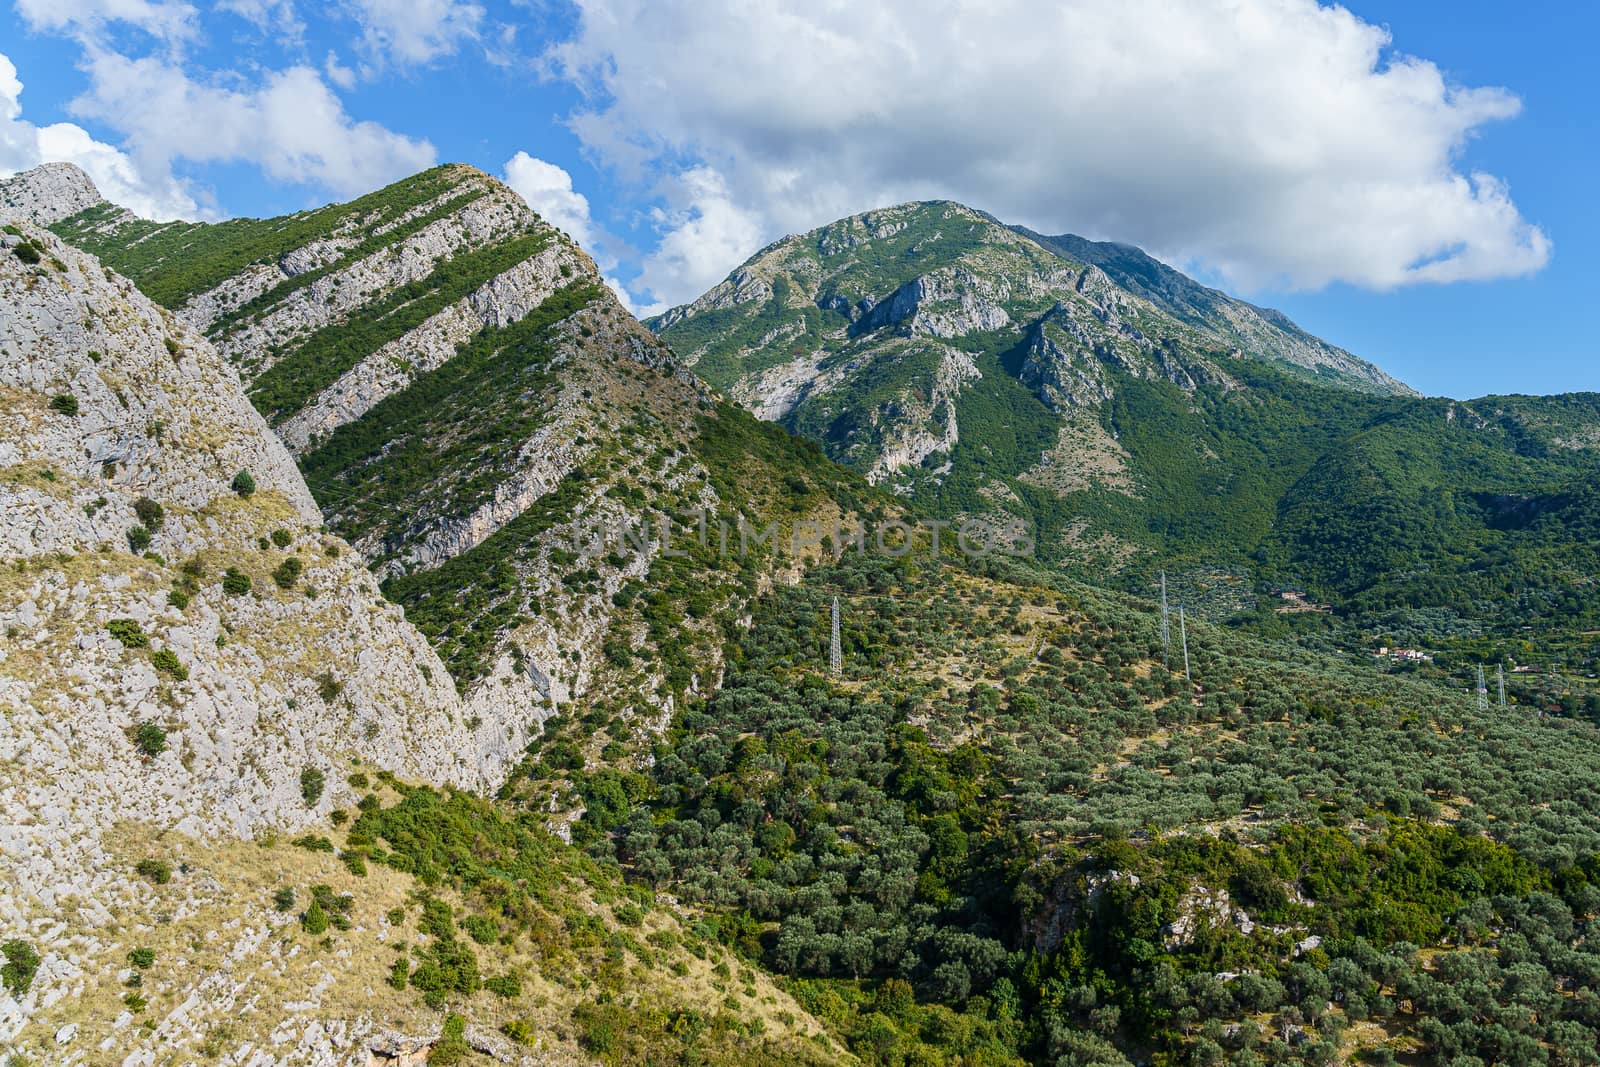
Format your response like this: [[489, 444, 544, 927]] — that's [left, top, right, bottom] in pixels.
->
[[0, 0, 1593, 399]]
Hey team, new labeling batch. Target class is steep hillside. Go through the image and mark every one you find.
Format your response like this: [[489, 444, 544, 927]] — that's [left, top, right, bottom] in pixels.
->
[[22, 163, 878, 780], [1015, 227, 1411, 395], [652, 202, 1600, 674], [0, 212, 847, 1067]]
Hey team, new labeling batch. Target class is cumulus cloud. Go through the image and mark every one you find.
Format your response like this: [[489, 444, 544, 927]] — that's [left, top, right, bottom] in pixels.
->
[[502, 151, 596, 248], [346, 0, 484, 70], [0, 51, 200, 219], [14, 0, 199, 45], [553, 0, 1551, 306], [71, 49, 437, 198]]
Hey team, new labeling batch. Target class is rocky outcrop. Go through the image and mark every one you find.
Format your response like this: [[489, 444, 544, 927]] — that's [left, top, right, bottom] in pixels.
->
[[0, 162, 105, 224], [0, 218, 544, 1051]]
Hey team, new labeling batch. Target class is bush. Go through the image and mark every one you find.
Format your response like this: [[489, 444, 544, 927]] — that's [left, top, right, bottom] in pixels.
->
[[316, 673, 342, 703], [134, 721, 167, 757], [301, 899, 330, 935], [273, 887, 296, 912], [127, 526, 152, 553], [430, 1015, 470, 1066], [272, 557, 304, 589], [133, 496, 164, 530], [484, 973, 522, 998], [300, 766, 326, 807], [1, 939, 40, 996], [134, 858, 172, 885], [151, 648, 187, 680], [48, 393, 78, 415], [14, 241, 41, 265], [222, 567, 251, 595], [108, 618, 149, 648], [270, 528, 292, 548], [127, 948, 155, 970], [387, 958, 409, 990], [231, 470, 256, 497]]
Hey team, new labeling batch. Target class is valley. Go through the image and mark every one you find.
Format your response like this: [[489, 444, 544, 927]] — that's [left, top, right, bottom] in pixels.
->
[[3, 161, 1600, 1067]]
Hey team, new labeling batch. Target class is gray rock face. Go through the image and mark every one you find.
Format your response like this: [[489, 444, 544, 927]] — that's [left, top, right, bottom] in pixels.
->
[[0, 218, 539, 1054], [0, 162, 105, 225]]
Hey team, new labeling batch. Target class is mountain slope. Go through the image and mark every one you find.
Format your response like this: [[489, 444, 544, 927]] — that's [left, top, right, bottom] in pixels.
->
[[652, 202, 1600, 669], [1015, 226, 1411, 395], [0, 202, 847, 1067], [22, 163, 878, 774]]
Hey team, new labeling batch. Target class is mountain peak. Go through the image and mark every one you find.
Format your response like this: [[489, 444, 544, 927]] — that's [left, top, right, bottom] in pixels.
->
[[0, 161, 105, 225]]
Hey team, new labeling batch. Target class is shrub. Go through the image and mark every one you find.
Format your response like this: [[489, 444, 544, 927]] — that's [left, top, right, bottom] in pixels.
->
[[1, 939, 40, 996], [127, 526, 152, 553], [127, 948, 155, 970], [134, 721, 167, 757], [167, 589, 189, 610], [272, 557, 304, 589], [484, 973, 522, 998], [387, 958, 409, 990], [273, 887, 296, 912], [221, 567, 251, 596], [270, 528, 292, 547], [291, 835, 335, 853], [133, 496, 164, 530], [300, 766, 325, 807], [150, 648, 187, 680], [134, 858, 172, 885], [163, 337, 181, 357], [301, 899, 329, 935], [48, 393, 78, 415], [14, 241, 41, 265], [231, 470, 256, 497], [316, 673, 342, 703], [461, 914, 498, 945], [430, 1015, 470, 1066], [108, 618, 149, 648], [502, 1018, 536, 1045]]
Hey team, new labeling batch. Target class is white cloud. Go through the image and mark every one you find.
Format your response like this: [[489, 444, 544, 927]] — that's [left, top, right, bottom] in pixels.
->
[[324, 50, 357, 90], [346, 0, 483, 70], [71, 49, 436, 198], [553, 0, 1551, 305], [0, 51, 200, 219], [14, 0, 199, 45], [216, 0, 305, 44], [502, 151, 596, 248]]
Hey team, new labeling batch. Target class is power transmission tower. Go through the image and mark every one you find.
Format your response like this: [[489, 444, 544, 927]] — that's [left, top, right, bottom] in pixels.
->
[[1159, 571, 1171, 668], [1476, 665, 1489, 711], [1179, 606, 1191, 684], [1497, 664, 1507, 709], [829, 596, 842, 676]]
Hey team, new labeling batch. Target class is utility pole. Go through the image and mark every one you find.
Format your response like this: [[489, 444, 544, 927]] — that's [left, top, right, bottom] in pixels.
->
[[1476, 665, 1489, 711], [1179, 606, 1191, 684], [1160, 571, 1171, 669], [829, 596, 842, 677]]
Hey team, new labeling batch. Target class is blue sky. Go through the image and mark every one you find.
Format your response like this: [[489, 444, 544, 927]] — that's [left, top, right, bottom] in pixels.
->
[[1, 0, 1592, 398]]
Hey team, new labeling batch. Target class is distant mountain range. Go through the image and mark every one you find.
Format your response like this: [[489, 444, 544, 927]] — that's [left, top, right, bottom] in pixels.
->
[[652, 201, 1600, 663]]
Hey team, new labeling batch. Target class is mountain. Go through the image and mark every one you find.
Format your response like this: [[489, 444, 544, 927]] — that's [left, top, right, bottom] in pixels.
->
[[1015, 226, 1410, 395], [10, 159, 1600, 1067], [16, 162, 876, 781], [0, 196, 849, 1065], [652, 201, 1600, 671]]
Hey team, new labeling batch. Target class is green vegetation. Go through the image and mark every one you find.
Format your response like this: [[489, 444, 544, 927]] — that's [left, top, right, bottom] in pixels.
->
[[221, 567, 251, 595], [133, 496, 164, 529], [150, 648, 187, 680], [134, 859, 172, 885], [108, 618, 148, 648], [49, 166, 466, 308], [272, 557, 303, 589], [231, 470, 255, 497], [133, 721, 167, 758], [48, 394, 78, 416], [1, 940, 40, 996], [300, 766, 325, 806], [247, 229, 554, 422]]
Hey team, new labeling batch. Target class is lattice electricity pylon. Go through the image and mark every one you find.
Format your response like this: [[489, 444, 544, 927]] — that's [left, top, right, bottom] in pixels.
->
[[1476, 665, 1489, 711], [1179, 606, 1191, 684], [1160, 571, 1171, 669], [829, 596, 842, 676], [1497, 664, 1507, 709]]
